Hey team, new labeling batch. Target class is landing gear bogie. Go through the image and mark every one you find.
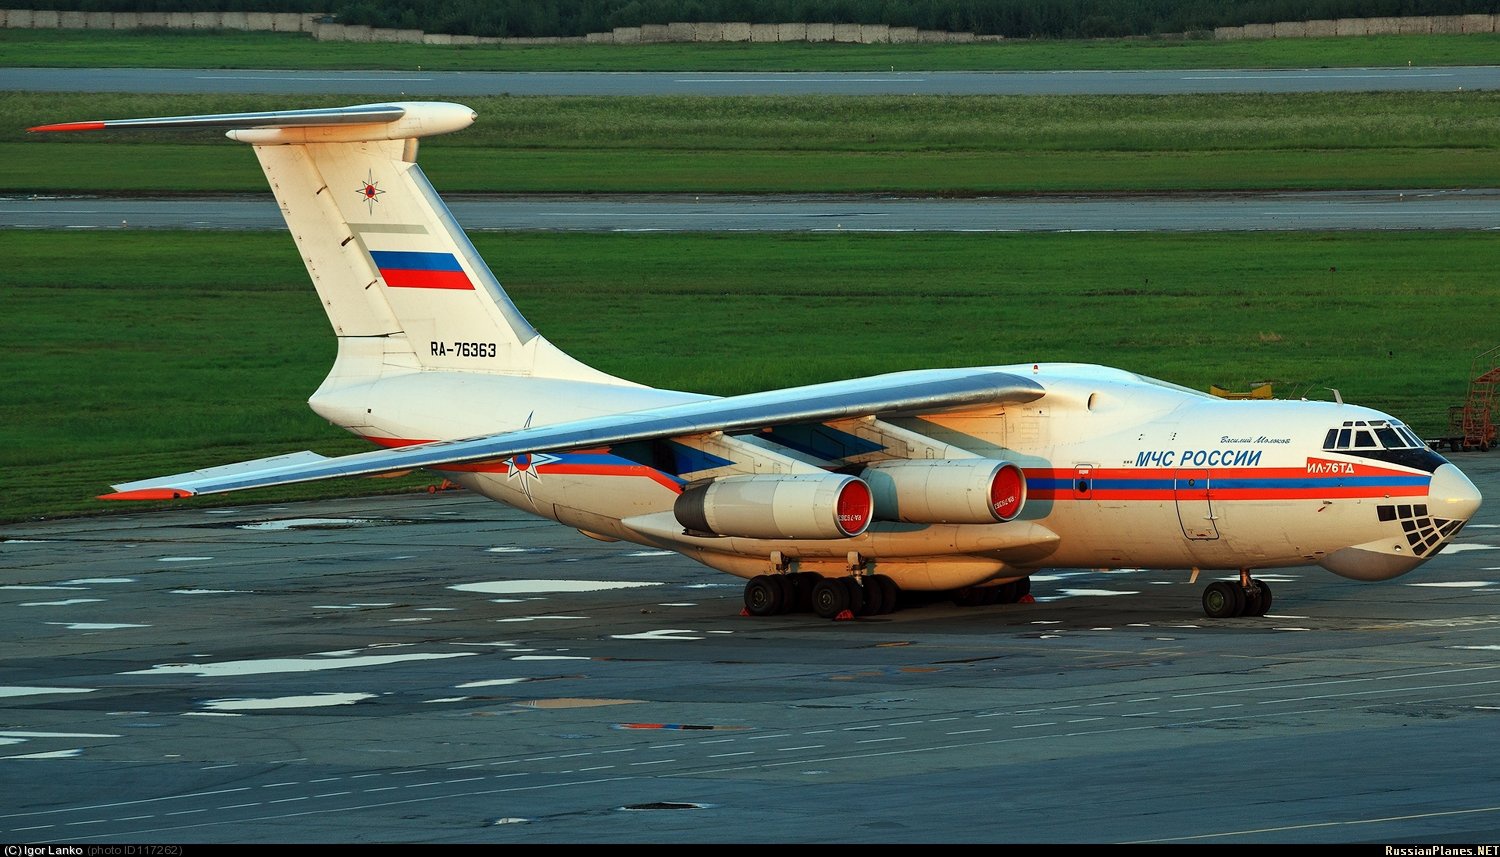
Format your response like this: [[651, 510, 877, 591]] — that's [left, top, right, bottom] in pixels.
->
[[743, 573, 903, 620], [951, 577, 1031, 608]]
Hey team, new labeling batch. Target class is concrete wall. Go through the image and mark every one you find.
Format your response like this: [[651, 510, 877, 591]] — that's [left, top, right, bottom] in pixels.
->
[[5, 11, 1496, 44], [1215, 13, 1500, 39]]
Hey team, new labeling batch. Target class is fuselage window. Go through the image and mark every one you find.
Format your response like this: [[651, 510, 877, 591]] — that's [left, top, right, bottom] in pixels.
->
[[1323, 428, 1338, 449], [1336, 428, 1352, 449], [1353, 429, 1376, 448]]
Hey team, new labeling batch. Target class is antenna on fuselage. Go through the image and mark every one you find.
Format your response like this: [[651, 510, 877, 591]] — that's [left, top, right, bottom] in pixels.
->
[[1329, 388, 1344, 405]]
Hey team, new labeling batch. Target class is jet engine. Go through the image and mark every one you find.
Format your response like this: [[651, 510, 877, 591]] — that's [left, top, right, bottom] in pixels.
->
[[861, 459, 1026, 524], [673, 473, 873, 540]]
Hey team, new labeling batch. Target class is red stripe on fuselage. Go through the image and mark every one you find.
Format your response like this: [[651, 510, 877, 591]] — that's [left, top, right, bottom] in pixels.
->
[[538, 462, 685, 494]]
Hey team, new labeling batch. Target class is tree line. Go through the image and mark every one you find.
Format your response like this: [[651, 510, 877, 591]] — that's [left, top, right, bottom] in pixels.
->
[[21, 0, 1500, 38]]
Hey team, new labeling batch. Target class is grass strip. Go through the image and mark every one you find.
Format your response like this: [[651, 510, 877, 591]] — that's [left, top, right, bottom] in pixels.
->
[[4, 229, 1492, 521], [8, 92, 1500, 194], [5, 29, 1500, 71]]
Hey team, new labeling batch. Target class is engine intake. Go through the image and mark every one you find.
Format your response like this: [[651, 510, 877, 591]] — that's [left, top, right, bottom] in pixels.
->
[[862, 459, 1026, 524], [674, 473, 873, 540]]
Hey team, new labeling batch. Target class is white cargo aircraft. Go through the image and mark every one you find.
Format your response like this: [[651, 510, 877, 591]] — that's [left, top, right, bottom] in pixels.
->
[[32, 102, 1483, 620]]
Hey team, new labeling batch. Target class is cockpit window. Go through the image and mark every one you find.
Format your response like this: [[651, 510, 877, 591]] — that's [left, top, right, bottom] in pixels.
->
[[1323, 419, 1423, 452]]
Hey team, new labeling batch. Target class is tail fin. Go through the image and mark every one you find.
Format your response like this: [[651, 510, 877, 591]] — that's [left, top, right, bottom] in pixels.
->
[[30, 102, 627, 389]]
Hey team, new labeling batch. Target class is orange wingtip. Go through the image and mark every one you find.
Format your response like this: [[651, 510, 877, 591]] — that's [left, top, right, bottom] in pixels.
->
[[27, 121, 107, 133], [98, 488, 195, 501]]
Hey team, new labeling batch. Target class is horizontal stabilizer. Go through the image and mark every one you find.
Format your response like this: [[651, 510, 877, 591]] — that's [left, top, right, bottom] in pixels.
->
[[102, 368, 1044, 500], [28, 102, 476, 144]]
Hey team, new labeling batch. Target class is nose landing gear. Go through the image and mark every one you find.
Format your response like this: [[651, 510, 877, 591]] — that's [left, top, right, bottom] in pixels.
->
[[1202, 569, 1273, 618]]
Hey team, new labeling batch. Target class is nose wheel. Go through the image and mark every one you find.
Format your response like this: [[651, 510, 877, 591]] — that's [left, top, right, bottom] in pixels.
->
[[1202, 571, 1273, 618]]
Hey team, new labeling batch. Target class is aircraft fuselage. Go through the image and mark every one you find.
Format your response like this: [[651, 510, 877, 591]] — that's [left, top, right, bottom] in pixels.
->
[[314, 361, 1479, 593]]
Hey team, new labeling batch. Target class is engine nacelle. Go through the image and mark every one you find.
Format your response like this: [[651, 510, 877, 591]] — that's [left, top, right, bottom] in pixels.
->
[[861, 459, 1026, 524], [673, 474, 873, 540]]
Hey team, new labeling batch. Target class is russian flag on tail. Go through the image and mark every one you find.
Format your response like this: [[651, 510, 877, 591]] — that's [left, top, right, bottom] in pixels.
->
[[370, 250, 474, 290]]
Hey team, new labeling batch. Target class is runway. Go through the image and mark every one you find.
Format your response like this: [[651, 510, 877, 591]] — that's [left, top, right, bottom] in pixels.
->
[[2, 454, 1498, 844], [6, 66, 1500, 96], [8, 189, 1500, 232]]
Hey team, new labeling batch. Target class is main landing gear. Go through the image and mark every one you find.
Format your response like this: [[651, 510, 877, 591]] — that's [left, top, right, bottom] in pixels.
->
[[1202, 569, 1273, 618], [742, 572, 901, 619], [951, 577, 1031, 607]]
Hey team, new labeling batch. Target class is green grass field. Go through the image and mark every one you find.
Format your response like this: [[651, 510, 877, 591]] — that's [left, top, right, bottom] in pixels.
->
[[10, 91, 1500, 193], [5, 229, 1493, 522], [4, 31, 1494, 521], [6, 28, 1500, 71]]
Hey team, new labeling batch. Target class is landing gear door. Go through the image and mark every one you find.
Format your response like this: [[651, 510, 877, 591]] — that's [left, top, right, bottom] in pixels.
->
[[1174, 468, 1219, 540]]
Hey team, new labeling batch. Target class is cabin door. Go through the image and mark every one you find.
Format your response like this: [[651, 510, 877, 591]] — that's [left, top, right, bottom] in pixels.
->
[[1173, 468, 1219, 540]]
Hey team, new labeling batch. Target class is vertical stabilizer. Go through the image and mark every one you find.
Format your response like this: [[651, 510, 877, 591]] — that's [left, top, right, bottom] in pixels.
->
[[29, 102, 630, 388]]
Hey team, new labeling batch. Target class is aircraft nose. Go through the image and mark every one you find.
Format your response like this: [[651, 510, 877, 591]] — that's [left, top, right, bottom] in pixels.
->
[[1429, 462, 1482, 522]]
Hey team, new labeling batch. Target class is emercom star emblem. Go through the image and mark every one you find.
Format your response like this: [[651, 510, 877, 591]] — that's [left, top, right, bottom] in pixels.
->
[[357, 171, 385, 211]]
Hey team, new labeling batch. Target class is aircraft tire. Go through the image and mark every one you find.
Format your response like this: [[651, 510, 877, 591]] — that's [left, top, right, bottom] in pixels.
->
[[1250, 580, 1273, 616], [860, 578, 888, 615], [1203, 581, 1240, 618], [812, 577, 850, 619], [842, 577, 867, 616], [791, 572, 821, 613], [871, 574, 900, 613], [953, 586, 996, 607], [775, 574, 800, 612], [744, 575, 786, 617]]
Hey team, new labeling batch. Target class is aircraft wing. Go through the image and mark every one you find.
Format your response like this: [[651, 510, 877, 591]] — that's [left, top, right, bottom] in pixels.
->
[[103, 368, 1043, 500]]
